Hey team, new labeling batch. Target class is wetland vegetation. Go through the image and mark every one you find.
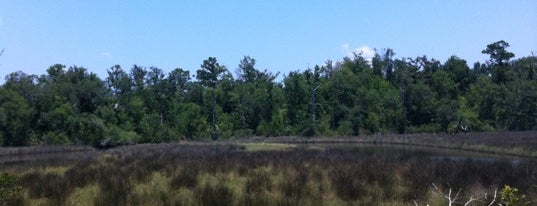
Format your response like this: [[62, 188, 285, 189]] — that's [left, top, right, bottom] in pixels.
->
[[1, 137, 536, 205]]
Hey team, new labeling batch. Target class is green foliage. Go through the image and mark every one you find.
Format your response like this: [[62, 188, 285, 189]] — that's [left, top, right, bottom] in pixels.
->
[[169, 102, 209, 140], [66, 113, 107, 145], [103, 125, 140, 146], [482, 40, 515, 66], [0, 40, 536, 147], [500, 185, 530, 206], [0, 173, 22, 206], [196, 57, 227, 88], [0, 88, 34, 146], [42, 132, 71, 145], [138, 113, 168, 143]]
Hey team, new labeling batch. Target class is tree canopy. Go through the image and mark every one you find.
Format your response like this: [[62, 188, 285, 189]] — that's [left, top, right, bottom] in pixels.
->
[[1, 41, 536, 147]]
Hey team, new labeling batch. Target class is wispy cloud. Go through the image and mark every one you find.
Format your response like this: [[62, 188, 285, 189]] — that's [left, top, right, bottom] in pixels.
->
[[342, 43, 351, 54], [342, 43, 376, 63], [100, 51, 112, 60]]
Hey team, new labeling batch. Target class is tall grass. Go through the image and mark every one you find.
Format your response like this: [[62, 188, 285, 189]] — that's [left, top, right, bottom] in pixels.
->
[[1, 142, 536, 205]]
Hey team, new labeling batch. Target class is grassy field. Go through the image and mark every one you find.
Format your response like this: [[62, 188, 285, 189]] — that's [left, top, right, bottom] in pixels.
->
[[252, 131, 537, 158], [1, 132, 537, 205]]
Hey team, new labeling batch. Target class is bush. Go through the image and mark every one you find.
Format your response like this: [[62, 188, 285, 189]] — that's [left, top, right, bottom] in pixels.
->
[[99, 125, 140, 148], [0, 173, 22, 206], [42, 132, 71, 145], [500, 185, 530, 206]]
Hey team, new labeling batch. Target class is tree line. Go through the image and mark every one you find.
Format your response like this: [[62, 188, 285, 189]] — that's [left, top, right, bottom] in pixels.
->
[[1, 40, 536, 147]]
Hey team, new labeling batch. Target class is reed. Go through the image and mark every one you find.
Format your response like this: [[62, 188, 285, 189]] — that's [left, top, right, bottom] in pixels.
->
[[1, 142, 535, 205]]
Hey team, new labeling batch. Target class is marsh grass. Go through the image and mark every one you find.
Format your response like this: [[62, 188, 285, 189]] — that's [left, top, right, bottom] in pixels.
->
[[65, 185, 98, 206], [1, 142, 536, 205], [239, 143, 295, 152]]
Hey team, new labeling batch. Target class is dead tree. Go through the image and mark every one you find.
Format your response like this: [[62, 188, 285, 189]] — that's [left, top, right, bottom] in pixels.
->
[[414, 183, 498, 206]]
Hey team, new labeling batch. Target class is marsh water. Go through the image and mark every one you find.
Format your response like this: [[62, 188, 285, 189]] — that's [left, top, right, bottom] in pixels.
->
[[0, 143, 531, 170], [305, 143, 531, 162]]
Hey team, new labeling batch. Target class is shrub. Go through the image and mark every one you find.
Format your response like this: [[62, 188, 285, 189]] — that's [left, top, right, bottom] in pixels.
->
[[0, 173, 22, 206], [500, 185, 530, 206], [42, 132, 71, 145]]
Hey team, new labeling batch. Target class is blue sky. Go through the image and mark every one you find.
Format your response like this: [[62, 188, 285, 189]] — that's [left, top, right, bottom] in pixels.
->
[[0, 0, 536, 82]]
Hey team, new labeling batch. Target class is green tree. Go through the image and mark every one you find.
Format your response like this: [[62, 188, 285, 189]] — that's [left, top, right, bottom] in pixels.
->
[[383, 49, 396, 84], [283, 71, 309, 134], [139, 113, 168, 143], [197, 57, 227, 140], [106, 65, 132, 96], [410, 55, 441, 86], [237, 56, 258, 83], [482, 40, 515, 67], [508, 80, 537, 130], [167, 68, 190, 100], [41, 65, 106, 114], [169, 102, 208, 140], [512, 56, 537, 80], [144, 66, 168, 126], [197, 57, 227, 88], [482, 41, 515, 84], [467, 77, 509, 130], [3, 71, 39, 106], [235, 56, 281, 135], [66, 113, 107, 146], [0, 88, 34, 146], [130, 65, 147, 93], [37, 103, 74, 144], [68, 67, 106, 113], [443, 55, 475, 92]]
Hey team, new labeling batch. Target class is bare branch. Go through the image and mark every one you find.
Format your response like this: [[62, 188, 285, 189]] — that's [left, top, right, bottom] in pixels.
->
[[430, 184, 499, 206], [464, 195, 479, 206], [487, 189, 497, 206], [432, 183, 439, 190]]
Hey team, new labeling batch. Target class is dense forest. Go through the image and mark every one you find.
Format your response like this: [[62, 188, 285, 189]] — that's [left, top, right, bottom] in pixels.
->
[[1, 40, 536, 147]]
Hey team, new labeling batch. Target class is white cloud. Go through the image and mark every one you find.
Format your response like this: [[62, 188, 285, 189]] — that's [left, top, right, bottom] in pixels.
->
[[100, 52, 112, 60], [341, 43, 376, 64], [342, 43, 350, 52], [355, 46, 375, 60]]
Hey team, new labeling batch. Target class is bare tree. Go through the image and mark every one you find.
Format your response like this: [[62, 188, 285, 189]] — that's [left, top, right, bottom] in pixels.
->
[[414, 183, 498, 206]]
